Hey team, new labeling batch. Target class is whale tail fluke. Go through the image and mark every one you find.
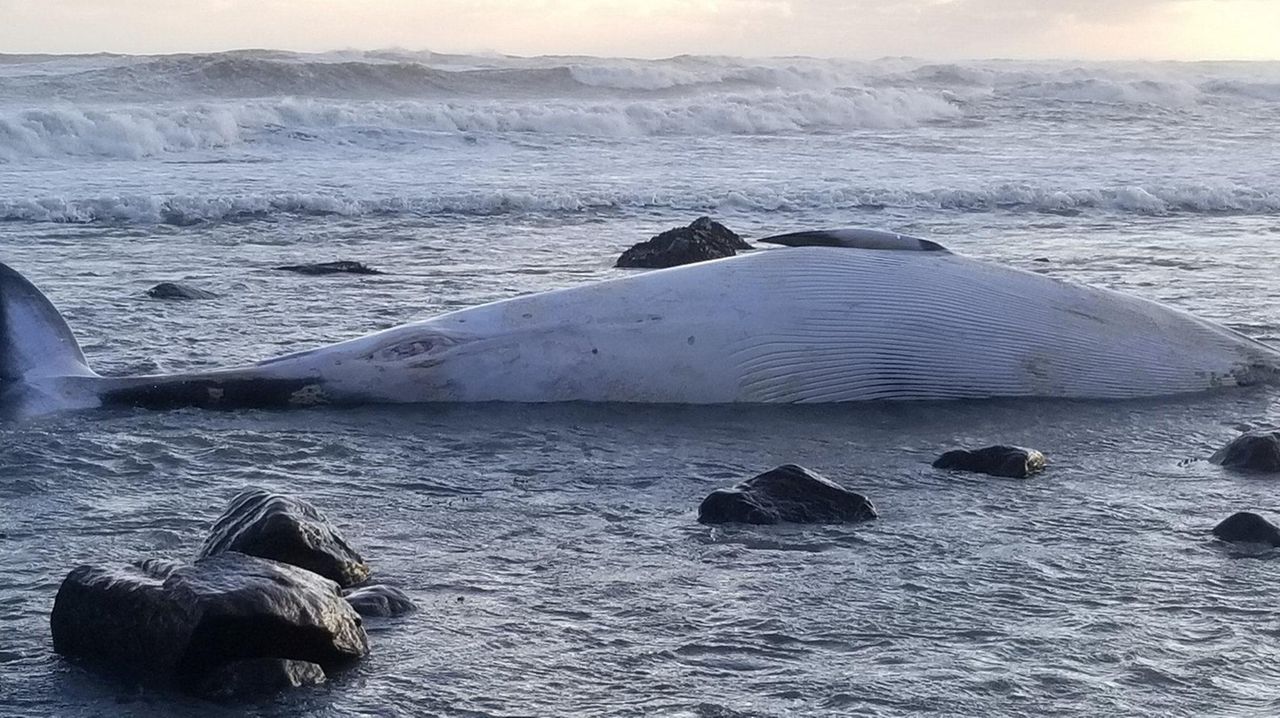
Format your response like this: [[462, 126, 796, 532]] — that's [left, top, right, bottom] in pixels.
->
[[0, 262, 92, 381], [1, 262, 98, 417]]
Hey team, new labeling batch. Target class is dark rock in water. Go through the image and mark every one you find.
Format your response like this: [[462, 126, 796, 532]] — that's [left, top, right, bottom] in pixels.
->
[[50, 552, 368, 692], [146, 282, 219, 300], [274, 261, 383, 276], [1210, 429, 1280, 472], [343, 584, 417, 618], [193, 658, 325, 700], [1032, 257, 1051, 263], [616, 217, 750, 269], [199, 488, 370, 588], [1212, 511, 1280, 546], [697, 464, 877, 525], [932, 445, 1046, 479], [135, 557, 183, 578]]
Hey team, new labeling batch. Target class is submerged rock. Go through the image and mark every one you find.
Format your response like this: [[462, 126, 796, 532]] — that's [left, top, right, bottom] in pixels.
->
[[199, 488, 370, 588], [193, 658, 325, 700], [343, 584, 417, 618], [274, 261, 383, 276], [932, 445, 1046, 479], [1212, 511, 1280, 546], [146, 282, 219, 300], [697, 464, 877, 525], [616, 217, 750, 269], [1210, 429, 1280, 472], [50, 552, 368, 693]]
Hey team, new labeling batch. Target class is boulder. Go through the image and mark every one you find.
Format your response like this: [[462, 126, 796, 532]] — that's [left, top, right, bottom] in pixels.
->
[[1212, 511, 1280, 546], [274, 261, 382, 276], [199, 488, 370, 588], [146, 283, 219, 300], [343, 584, 417, 618], [1210, 429, 1280, 472], [697, 464, 877, 525], [135, 557, 183, 578], [50, 552, 368, 692], [616, 217, 750, 269], [193, 658, 325, 700], [932, 445, 1046, 479]]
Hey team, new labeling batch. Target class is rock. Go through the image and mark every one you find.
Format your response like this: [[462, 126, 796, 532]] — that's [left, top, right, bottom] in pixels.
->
[[135, 557, 183, 578], [1210, 429, 1280, 472], [343, 584, 417, 618], [1032, 257, 1051, 263], [1212, 511, 1280, 546], [274, 261, 382, 275], [199, 488, 370, 588], [145, 282, 219, 300], [616, 217, 750, 269], [697, 464, 877, 525], [932, 445, 1046, 479], [192, 658, 325, 700], [50, 552, 368, 691]]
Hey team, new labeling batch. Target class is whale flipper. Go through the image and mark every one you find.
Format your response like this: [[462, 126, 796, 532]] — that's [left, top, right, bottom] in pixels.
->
[[759, 228, 948, 253], [0, 262, 93, 382]]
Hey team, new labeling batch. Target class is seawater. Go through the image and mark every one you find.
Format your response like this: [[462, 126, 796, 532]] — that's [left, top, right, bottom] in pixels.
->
[[1, 51, 1279, 717]]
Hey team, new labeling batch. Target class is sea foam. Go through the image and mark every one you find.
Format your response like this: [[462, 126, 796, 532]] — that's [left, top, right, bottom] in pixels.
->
[[5, 183, 1276, 225]]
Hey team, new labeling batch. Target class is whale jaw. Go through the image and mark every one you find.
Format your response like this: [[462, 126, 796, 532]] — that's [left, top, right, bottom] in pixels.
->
[[93, 373, 333, 411]]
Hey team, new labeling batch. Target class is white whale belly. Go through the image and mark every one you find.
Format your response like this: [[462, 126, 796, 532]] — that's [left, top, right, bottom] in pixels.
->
[[404, 247, 1277, 403]]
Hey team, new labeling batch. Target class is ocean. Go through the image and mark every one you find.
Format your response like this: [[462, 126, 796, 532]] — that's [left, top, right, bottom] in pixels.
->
[[1, 50, 1279, 716]]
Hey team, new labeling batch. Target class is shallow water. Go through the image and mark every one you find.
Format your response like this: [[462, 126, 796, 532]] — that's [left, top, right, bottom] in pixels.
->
[[2, 51, 1280, 716], [4, 398, 1280, 716]]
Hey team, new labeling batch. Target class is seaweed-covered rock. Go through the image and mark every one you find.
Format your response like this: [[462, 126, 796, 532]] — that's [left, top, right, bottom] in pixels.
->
[[932, 445, 1046, 479], [199, 489, 370, 588], [1210, 429, 1280, 472], [1212, 511, 1280, 546], [50, 552, 368, 693], [616, 217, 750, 269], [193, 658, 326, 700], [274, 261, 382, 275], [697, 464, 877, 525], [146, 283, 219, 300], [343, 584, 417, 618]]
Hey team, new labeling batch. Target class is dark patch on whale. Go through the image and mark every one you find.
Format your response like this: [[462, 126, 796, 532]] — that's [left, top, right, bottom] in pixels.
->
[[759, 228, 949, 253], [99, 376, 326, 410]]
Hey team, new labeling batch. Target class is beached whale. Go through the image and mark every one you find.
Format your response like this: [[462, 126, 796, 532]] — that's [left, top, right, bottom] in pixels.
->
[[3, 229, 1278, 417]]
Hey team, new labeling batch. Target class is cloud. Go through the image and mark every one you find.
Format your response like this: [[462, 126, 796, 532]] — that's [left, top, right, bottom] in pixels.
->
[[0, 0, 1274, 59]]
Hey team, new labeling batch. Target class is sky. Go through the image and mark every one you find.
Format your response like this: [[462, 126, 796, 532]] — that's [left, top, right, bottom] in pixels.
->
[[1, 0, 1277, 60]]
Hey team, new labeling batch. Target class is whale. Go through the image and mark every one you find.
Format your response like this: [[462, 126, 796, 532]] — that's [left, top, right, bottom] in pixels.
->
[[3, 228, 1279, 418]]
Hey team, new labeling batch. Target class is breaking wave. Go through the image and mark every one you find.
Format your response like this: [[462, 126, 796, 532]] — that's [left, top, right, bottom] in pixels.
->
[[5, 183, 1277, 225], [1, 53, 1277, 162], [1, 51, 1277, 106], [0, 92, 960, 160]]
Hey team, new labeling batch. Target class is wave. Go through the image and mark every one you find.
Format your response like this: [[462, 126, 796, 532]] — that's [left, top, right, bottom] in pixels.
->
[[0, 53, 836, 100], [1005, 78, 1200, 106], [0, 92, 960, 160], [1199, 79, 1280, 102], [5, 184, 1276, 225], [1, 51, 1278, 107], [0, 106, 243, 161]]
